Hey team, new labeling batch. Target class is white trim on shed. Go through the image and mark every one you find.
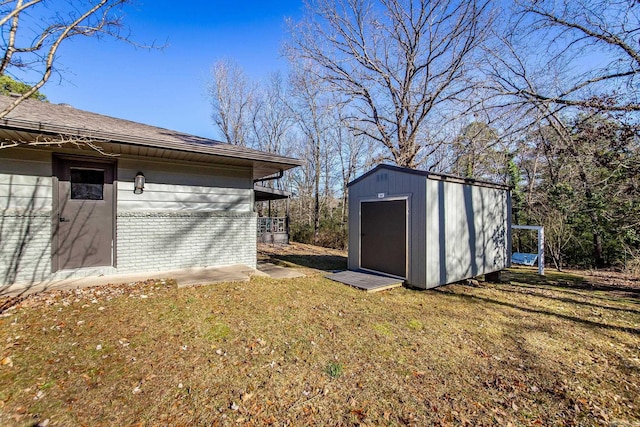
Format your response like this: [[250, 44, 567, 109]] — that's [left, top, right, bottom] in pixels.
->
[[348, 164, 512, 289]]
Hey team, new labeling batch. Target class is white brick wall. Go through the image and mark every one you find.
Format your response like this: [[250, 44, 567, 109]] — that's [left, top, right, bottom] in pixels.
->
[[1, 210, 259, 287], [116, 211, 257, 272], [0, 211, 51, 286]]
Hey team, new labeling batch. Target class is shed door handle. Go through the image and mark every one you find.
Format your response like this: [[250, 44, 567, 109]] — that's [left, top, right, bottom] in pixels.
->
[[59, 217, 70, 223]]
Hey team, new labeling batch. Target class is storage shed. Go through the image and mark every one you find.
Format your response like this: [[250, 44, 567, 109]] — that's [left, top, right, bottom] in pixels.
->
[[347, 164, 511, 289], [0, 95, 303, 288]]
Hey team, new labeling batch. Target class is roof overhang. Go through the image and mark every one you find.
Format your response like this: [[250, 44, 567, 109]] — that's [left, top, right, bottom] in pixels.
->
[[254, 185, 291, 202], [0, 99, 304, 180]]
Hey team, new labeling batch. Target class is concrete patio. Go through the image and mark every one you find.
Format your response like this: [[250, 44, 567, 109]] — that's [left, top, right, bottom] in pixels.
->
[[1, 261, 306, 297]]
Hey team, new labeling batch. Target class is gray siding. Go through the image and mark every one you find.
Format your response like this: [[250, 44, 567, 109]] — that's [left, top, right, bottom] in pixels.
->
[[0, 149, 52, 210], [348, 167, 426, 286], [0, 148, 258, 287], [348, 165, 510, 289], [117, 159, 253, 212], [0, 211, 51, 286], [424, 180, 509, 288], [0, 149, 53, 286], [115, 159, 257, 273]]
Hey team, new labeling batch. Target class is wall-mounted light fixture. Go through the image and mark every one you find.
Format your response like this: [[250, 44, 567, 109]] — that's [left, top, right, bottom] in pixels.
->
[[134, 172, 145, 194]]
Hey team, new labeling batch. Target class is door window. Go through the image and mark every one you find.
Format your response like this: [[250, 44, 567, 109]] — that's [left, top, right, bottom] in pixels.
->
[[70, 168, 104, 200]]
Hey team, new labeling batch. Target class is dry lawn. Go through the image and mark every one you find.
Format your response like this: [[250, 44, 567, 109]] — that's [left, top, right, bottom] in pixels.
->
[[0, 244, 639, 426]]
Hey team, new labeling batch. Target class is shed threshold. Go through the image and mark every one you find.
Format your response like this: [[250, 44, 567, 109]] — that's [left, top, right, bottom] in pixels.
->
[[326, 270, 403, 293]]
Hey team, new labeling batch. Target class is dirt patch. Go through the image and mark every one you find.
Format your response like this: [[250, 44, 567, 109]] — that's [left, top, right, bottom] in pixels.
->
[[258, 242, 347, 272]]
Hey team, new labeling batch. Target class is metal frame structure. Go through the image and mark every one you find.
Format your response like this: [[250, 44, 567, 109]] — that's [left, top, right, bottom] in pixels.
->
[[512, 225, 545, 276]]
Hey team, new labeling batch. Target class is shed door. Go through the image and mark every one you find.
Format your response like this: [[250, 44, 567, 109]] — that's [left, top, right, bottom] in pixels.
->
[[360, 200, 407, 278], [54, 158, 115, 270]]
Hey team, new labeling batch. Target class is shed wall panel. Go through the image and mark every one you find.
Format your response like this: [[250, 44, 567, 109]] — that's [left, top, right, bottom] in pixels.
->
[[348, 167, 426, 286], [425, 180, 509, 288]]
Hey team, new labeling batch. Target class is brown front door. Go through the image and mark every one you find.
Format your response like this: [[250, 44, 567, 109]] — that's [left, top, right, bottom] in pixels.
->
[[54, 157, 115, 270], [360, 199, 407, 278]]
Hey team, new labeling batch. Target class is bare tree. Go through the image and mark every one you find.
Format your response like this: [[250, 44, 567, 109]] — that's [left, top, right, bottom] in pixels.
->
[[485, 0, 640, 116], [327, 102, 375, 223], [249, 72, 296, 217], [449, 121, 512, 181], [249, 72, 295, 155], [0, 132, 117, 156], [287, 0, 493, 168], [0, 0, 157, 118], [287, 61, 334, 243], [208, 58, 255, 146]]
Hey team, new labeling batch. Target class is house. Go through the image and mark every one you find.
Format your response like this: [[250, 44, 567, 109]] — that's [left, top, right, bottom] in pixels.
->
[[0, 95, 303, 287], [347, 164, 512, 289]]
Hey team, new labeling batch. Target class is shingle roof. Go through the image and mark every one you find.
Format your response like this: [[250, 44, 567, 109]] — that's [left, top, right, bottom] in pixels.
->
[[0, 95, 303, 180]]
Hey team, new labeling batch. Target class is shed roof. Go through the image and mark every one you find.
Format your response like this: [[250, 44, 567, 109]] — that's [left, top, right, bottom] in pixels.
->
[[347, 164, 511, 191], [0, 96, 304, 180]]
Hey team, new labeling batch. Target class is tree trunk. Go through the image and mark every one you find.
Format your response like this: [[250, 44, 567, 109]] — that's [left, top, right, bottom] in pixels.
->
[[313, 139, 320, 244], [592, 219, 605, 268]]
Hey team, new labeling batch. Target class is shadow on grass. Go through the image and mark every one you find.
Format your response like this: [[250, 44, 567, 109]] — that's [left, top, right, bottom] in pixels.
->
[[436, 287, 640, 335], [267, 254, 347, 272], [494, 285, 640, 315], [504, 268, 640, 303], [504, 267, 584, 285]]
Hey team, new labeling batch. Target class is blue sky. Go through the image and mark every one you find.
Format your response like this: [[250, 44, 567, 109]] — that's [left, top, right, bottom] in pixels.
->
[[42, 1, 304, 139]]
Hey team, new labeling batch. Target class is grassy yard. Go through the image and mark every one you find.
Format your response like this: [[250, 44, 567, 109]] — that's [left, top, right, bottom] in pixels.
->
[[1, 246, 639, 426]]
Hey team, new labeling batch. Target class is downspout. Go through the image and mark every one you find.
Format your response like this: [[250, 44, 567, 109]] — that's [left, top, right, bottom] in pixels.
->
[[253, 170, 284, 184], [253, 170, 285, 218]]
